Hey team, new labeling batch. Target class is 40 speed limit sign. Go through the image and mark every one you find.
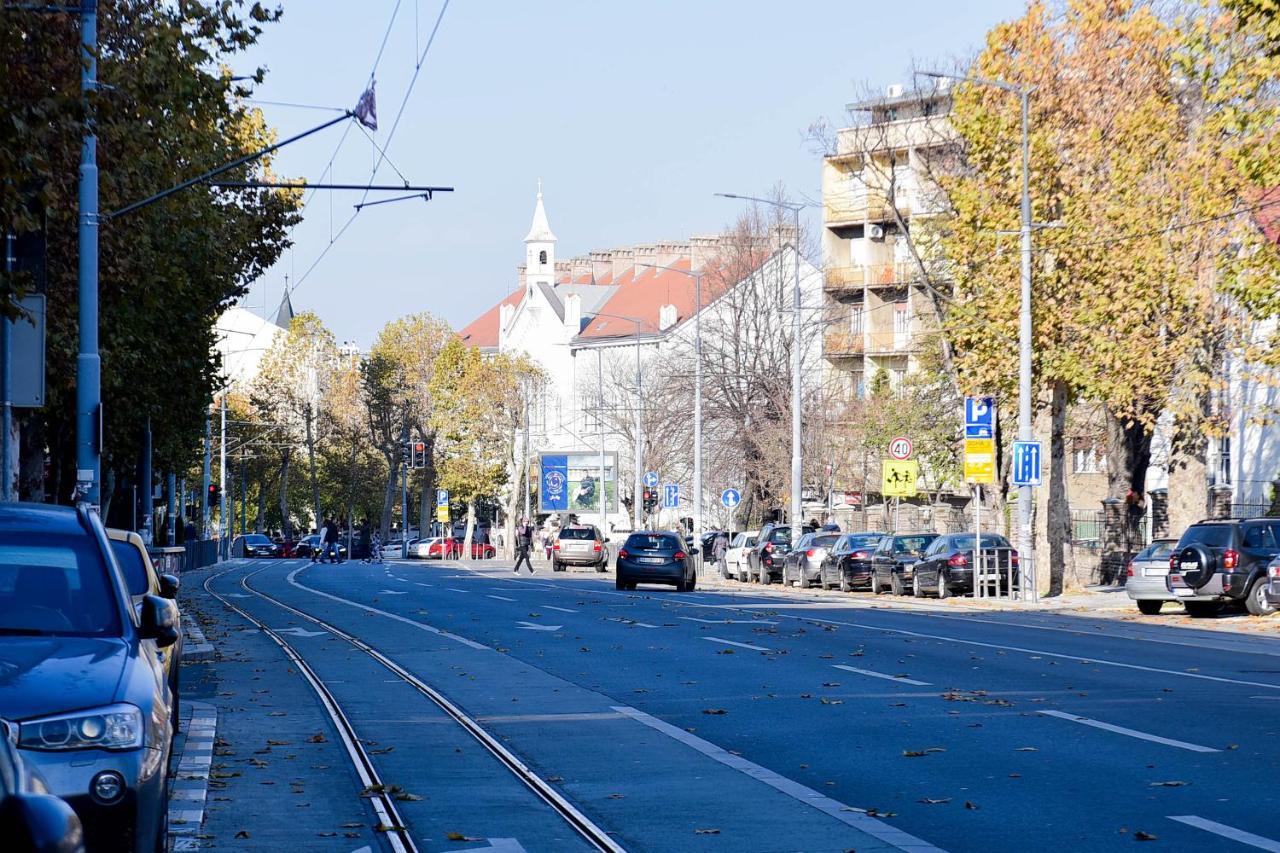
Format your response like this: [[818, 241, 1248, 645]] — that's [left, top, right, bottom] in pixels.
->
[[888, 436, 914, 460]]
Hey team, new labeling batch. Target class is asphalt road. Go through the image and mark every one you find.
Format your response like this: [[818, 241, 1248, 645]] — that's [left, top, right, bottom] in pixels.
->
[[188, 557, 1280, 852]]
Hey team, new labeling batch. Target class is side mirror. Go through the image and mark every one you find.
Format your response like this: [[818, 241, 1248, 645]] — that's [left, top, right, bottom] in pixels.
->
[[0, 791, 84, 853], [159, 573, 180, 599], [140, 595, 179, 648]]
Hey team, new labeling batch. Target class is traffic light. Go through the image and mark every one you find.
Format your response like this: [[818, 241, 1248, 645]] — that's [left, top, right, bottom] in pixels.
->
[[413, 441, 426, 469], [642, 489, 658, 513], [208, 483, 220, 504]]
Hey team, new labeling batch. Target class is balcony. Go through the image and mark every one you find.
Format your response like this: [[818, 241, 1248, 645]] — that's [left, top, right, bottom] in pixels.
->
[[825, 262, 917, 294], [824, 330, 865, 358], [864, 331, 904, 354], [823, 189, 898, 226]]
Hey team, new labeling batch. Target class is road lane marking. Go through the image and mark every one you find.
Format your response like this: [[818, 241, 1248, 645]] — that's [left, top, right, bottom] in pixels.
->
[[274, 627, 328, 638], [680, 616, 778, 625], [414, 582, 432, 587], [832, 664, 930, 686], [703, 636, 770, 652], [542, 605, 577, 613], [1168, 816, 1280, 851], [516, 622, 561, 631], [1038, 710, 1219, 753], [447, 588, 469, 593], [378, 590, 407, 595], [612, 705, 946, 853], [487, 595, 517, 602]]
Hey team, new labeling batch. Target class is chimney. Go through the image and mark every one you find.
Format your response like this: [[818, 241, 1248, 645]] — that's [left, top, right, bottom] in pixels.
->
[[656, 240, 688, 269], [690, 236, 718, 272], [610, 248, 635, 280], [554, 260, 570, 283], [634, 243, 659, 275], [517, 263, 527, 291], [886, 83, 904, 98], [589, 251, 612, 283], [563, 292, 582, 331], [570, 255, 592, 282], [658, 303, 678, 331]]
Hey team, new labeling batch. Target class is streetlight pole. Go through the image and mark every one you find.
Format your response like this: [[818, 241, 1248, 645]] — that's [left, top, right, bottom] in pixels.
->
[[597, 348, 607, 531], [76, 0, 100, 505], [922, 71, 1036, 602], [716, 193, 805, 530], [635, 261, 704, 550]]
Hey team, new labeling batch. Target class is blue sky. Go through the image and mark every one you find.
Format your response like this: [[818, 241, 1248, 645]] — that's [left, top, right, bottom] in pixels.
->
[[234, 0, 1028, 346]]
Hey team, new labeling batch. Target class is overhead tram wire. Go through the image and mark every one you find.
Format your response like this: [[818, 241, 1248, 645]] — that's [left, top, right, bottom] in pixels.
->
[[291, 0, 453, 294]]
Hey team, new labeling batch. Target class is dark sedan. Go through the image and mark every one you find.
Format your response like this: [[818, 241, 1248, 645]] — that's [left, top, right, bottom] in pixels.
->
[[913, 533, 1019, 598], [0, 726, 85, 853], [233, 533, 279, 558], [616, 531, 698, 591], [746, 523, 792, 584], [818, 532, 884, 591], [0, 502, 179, 853], [295, 534, 347, 560], [870, 532, 939, 596]]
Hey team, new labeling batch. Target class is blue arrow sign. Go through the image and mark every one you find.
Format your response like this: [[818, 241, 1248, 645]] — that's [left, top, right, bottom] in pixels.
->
[[1012, 441, 1043, 486], [663, 483, 680, 509], [721, 488, 741, 508], [643, 471, 659, 488]]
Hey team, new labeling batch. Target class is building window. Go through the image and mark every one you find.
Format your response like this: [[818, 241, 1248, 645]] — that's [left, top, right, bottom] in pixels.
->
[[1072, 447, 1106, 474], [538, 250, 547, 265], [1214, 436, 1231, 485], [893, 302, 910, 335], [850, 305, 864, 334]]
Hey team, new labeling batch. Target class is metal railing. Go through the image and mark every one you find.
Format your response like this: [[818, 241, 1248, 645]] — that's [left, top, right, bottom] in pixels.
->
[[1230, 503, 1280, 519], [1069, 509, 1103, 550]]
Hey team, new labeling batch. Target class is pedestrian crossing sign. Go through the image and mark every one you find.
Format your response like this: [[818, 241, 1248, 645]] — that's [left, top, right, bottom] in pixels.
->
[[881, 460, 919, 497]]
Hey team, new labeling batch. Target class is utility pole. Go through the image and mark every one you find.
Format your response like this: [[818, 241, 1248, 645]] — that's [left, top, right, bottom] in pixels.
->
[[401, 426, 410, 559], [201, 412, 211, 538], [523, 395, 531, 522], [166, 472, 176, 545], [1016, 88, 1037, 604], [139, 417, 152, 537], [2, 232, 13, 502], [219, 395, 227, 558], [75, 0, 101, 506], [597, 350, 607, 531], [306, 401, 320, 534], [634, 326, 643, 530]]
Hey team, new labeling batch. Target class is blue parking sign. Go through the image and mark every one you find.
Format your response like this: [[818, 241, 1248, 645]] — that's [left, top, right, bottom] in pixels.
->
[[663, 484, 680, 509], [965, 396, 995, 439], [1012, 441, 1042, 486]]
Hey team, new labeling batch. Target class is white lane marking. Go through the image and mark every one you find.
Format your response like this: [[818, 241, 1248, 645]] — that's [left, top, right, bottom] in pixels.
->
[[613, 705, 946, 853], [274, 627, 328, 638], [542, 605, 578, 613], [447, 588, 469, 593], [287, 568, 489, 651], [516, 622, 561, 632], [486, 595, 517, 602], [474, 840, 528, 853], [1038, 710, 1219, 753], [832, 664, 930, 686], [378, 590, 407, 595], [1169, 816, 1280, 851], [414, 582, 433, 587], [680, 616, 779, 625], [746, 612, 1280, 693], [703, 636, 770, 652]]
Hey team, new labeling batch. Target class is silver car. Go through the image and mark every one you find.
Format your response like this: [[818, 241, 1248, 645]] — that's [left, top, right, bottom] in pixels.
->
[[1125, 538, 1178, 614], [552, 525, 609, 572]]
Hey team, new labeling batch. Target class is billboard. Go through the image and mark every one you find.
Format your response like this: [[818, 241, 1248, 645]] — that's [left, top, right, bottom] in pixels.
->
[[539, 452, 618, 515]]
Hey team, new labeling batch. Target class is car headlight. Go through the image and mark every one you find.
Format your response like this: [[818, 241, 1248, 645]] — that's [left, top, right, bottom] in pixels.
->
[[19, 704, 144, 751]]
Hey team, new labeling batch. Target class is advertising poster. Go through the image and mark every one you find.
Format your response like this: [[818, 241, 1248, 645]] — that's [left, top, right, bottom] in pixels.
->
[[539, 452, 617, 514]]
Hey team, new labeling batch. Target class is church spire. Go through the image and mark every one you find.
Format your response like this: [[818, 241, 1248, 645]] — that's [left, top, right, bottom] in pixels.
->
[[524, 181, 557, 243]]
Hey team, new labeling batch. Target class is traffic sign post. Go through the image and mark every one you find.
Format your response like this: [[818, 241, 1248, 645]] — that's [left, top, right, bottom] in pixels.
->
[[888, 436, 913, 461], [880, 460, 919, 498], [1012, 441, 1042, 487], [435, 489, 449, 529], [643, 471, 659, 488], [663, 484, 680, 510]]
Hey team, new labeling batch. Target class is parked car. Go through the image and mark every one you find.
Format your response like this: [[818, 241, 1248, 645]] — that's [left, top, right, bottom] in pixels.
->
[[615, 531, 698, 591], [912, 533, 1018, 598], [0, 726, 85, 853], [726, 530, 758, 580], [746, 523, 792, 584], [1167, 518, 1280, 616], [782, 532, 841, 588], [1266, 554, 1280, 611], [870, 532, 939, 596], [0, 502, 179, 853], [414, 537, 447, 559], [106, 529, 183, 737], [1124, 538, 1179, 614], [295, 534, 347, 560], [553, 525, 609, 572], [232, 533, 279, 558], [818, 532, 884, 591]]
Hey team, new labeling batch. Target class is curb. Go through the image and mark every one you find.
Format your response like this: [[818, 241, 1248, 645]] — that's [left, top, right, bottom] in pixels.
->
[[169, 700, 217, 850], [182, 616, 214, 662]]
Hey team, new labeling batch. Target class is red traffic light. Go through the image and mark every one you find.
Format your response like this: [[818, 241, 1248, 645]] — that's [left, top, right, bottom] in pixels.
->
[[414, 442, 425, 452]]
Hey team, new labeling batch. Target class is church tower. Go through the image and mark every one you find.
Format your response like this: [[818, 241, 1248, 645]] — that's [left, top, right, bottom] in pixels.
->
[[524, 181, 556, 298]]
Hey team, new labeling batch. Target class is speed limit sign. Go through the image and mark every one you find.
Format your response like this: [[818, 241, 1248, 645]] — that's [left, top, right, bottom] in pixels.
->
[[888, 436, 914, 460]]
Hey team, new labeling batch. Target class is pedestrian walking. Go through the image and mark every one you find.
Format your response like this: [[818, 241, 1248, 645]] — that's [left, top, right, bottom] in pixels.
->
[[513, 517, 535, 574], [364, 529, 383, 564], [713, 531, 729, 579]]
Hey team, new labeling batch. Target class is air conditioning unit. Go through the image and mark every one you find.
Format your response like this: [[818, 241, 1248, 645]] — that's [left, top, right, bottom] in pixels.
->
[[867, 224, 885, 241], [886, 83, 904, 98]]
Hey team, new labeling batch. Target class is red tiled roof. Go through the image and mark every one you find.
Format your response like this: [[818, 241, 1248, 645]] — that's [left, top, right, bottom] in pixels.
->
[[579, 258, 733, 339], [458, 289, 524, 349]]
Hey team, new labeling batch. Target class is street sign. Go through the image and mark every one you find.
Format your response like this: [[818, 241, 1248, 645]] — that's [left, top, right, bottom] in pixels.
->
[[964, 437, 995, 484], [663, 483, 680, 509], [888, 436, 914, 460], [436, 489, 449, 507], [721, 488, 741, 508], [11, 294, 45, 407], [436, 504, 449, 523], [881, 460, 919, 497], [964, 396, 995, 439], [643, 471, 659, 488], [1012, 440, 1043, 486]]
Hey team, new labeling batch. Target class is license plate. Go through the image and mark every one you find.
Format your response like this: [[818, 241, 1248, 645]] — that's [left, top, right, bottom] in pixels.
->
[[1143, 567, 1168, 578], [638, 557, 665, 565], [1173, 587, 1195, 597], [1180, 560, 1198, 572]]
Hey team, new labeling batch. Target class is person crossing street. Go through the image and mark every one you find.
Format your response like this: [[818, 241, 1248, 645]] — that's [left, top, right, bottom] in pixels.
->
[[513, 517, 535, 574]]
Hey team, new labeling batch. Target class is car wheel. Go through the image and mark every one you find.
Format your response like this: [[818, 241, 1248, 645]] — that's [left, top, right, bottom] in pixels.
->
[[799, 573, 811, 590], [912, 573, 923, 598], [552, 560, 563, 572], [890, 573, 904, 596], [1245, 577, 1277, 616], [1184, 601, 1223, 618], [759, 570, 771, 585], [839, 577, 851, 593], [936, 571, 949, 600], [869, 574, 880, 595], [615, 576, 628, 590], [675, 576, 688, 592], [688, 573, 697, 591], [1136, 599, 1163, 615]]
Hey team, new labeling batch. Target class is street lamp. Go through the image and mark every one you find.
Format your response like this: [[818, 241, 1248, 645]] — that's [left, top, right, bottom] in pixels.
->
[[715, 193, 805, 531], [634, 261, 704, 554], [921, 70, 1037, 603], [574, 313, 646, 531]]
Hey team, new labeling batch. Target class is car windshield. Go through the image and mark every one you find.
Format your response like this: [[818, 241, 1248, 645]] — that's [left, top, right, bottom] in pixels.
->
[[949, 535, 1011, 550], [559, 528, 595, 540], [0, 533, 122, 636], [894, 535, 935, 554], [1142, 541, 1177, 560], [625, 534, 680, 550], [813, 535, 840, 549], [844, 535, 881, 551], [108, 539, 150, 596], [770, 527, 792, 545], [245, 534, 270, 544], [1180, 525, 1234, 548]]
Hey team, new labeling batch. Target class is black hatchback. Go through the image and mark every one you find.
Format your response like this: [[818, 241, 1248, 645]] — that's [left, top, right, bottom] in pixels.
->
[[0, 503, 179, 853], [616, 531, 698, 591]]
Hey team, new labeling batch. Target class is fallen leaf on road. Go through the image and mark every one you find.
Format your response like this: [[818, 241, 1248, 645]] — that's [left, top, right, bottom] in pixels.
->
[[393, 792, 423, 801], [234, 830, 250, 839], [267, 711, 287, 717], [1014, 747, 1038, 752], [1149, 781, 1188, 787], [341, 823, 363, 828], [307, 733, 326, 743], [716, 649, 734, 655], [902, 750, 929, 757], [819, 698, 843, 705], [918, 798, 952, 805], [702, 709, 728, 715], [694, 828, 721, 834], [317, 832, 337, 837], [370, 746, 394, 754], [965, 801, 980, 810], [546, 775, 564, 783], [266, 739, 290, 746], [1135, 831, 1158, 841]]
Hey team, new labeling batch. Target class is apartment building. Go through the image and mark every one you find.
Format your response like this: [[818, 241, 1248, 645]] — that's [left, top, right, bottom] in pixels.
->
[[821, 84, 952, 395]]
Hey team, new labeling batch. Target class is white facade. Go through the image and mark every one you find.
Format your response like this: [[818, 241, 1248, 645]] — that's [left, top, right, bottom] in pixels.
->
[[214, 305, 288, 389]]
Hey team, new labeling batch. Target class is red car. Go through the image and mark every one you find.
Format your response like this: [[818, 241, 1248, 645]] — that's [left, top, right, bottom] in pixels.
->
[[414, 537, 495, 560]]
